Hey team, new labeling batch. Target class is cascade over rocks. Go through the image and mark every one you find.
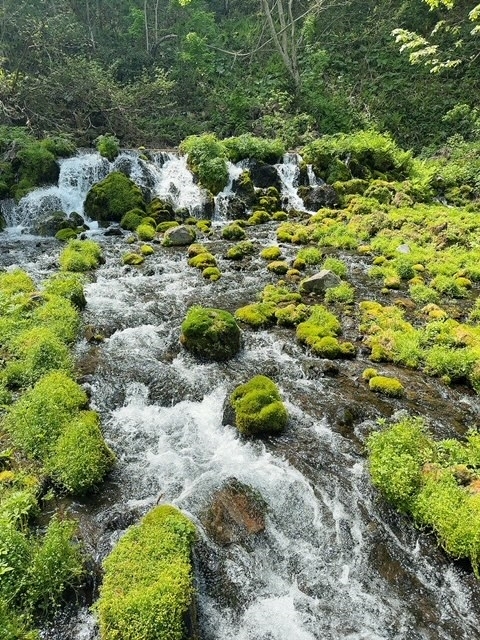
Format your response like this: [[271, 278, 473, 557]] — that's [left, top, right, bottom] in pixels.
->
[[299, 185, 339, 210], [202, 478, 267, 546], [300, 270, 342, 294]]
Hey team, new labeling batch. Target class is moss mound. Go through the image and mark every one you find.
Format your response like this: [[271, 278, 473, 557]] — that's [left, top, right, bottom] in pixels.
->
[[368, 375, 405, 397], [180, 306, 241, 361], [84, 172, 145, 224], [230, 375, 288, 436], [59, 239, 102, 272], [96, 505, 196, 640]]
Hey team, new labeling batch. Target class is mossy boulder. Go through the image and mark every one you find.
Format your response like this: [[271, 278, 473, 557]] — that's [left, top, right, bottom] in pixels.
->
[[369, 375, 405, 397], [229, 375, 288, 436], [222, 223, 246, 241], [163, 225, 196, 247], [84, 172, 145, 224], [225, 240, 255, 260], [96, 505, 196, 640], [120, 208, 145, 231], [180, 306, 241, 361], [59, 239, 102, 272]]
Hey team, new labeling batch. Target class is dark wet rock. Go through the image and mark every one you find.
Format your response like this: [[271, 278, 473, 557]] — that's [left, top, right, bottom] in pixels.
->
[[163, 224, 196, 246], [299, 185, 338, 210], [300, 269, 342, 293], [104, 225, 123, 236], [225, 197, 247, 220], [202, 478, 267, 545], [203, 191, 215, 219], [231, 171, 256, 208], [247, 160, 281, 191], [301, 359, 340, 378], [99, 504, 144, 532], [32, 210, 78, 236]]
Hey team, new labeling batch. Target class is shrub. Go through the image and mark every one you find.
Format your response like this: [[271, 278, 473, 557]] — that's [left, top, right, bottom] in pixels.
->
[[96, 134, 120, 162], [47, 411, 115, 494], [179, 134, 228, 195], [230, 375, 288, 436], [368, 375, 405, 397], [223, 134, 285, 164], [180, 307, 241, 361], [59, 240, 102, 272], [96, 505, 196, 640]]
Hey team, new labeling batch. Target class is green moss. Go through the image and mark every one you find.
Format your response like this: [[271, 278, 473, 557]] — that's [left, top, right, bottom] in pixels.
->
[[180, 306, 241, 361], [96, 134, 119, 161], [324, 283, 355, 304], [362, 367, 378, 380], [260, 246, 282, 261], [157, 221, 179, 233], [187, 243, 208, 257], [188, 252, 217, 269], [273, 211, 288, 221], [369, 375, 405, 397], [140, 244, 154, 256], [4, 372, 88, 460], [261, 284, 301, 305], [230, 375, 288, 436], [321, 257, 348, 278], [248, 210, 271, 225], [274, 303, 310, 327], [32, 295, 80, 343], [47, 411, 115, 494], [202, 266, 221, 281], [136, 224, 156, 241], [235, 303, 277, 329], [59, 240, 102, 272], [96, 505, 196, 640], [296, 305, 341, 348], [84, 172, 145, 224], [55, 228, 78, 242], [296, 247, 323, 265], [120, 208, 145, 231], [226, 240, 255, 260], [122, 253, 145, 265], [0, 270, 35, 295], [222, 223, 246, 241], [409, 284, 440, 305], [267, 261, 289, 275], [43, 273, 86, 309]]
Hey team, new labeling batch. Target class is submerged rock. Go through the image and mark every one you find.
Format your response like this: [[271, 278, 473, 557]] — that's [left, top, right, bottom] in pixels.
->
[[202, 478, 266, 546]]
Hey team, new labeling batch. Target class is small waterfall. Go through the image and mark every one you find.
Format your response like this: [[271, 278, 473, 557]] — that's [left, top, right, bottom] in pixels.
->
[[151, 152, 207, 216], [213, 161, 246, 222], [307, 165, 322, 187], [275, 153, 305, 211], [2, 152, 110, 229]]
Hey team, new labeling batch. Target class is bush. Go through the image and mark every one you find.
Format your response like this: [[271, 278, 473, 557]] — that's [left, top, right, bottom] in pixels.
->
[[180, 306, 241, 361], [179, 134, 228, 195], [96, 134, 120, 162], [96, 505, 196, 640], [230, 375, 288, 436], [223, 134, 285, 164], [47, 411, 115, 494], [59, 240, 102, 272]]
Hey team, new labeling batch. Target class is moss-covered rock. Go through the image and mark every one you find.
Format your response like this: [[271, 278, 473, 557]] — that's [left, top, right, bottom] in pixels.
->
[[180, 306, 241, 361], [369, 375, 405, 397], [43, 273, 86, 310], [226, 241, 255, 260], [188, 252, 217, 269], [221, 223, 246, 241], [163, 225, 196, 247], [122, 253, 145, 265], [267, 261, 289, 275], [55, 228, 78, 242], [235, 303, 277, 329], [136, 223, 156, 241], [120, 208, 145, 231], [229, 375, 288, 436], [84, 172, 145, 224], [260, 246, 282, 261], [96, 505, 196, 640], [202, 266, 221, 281]]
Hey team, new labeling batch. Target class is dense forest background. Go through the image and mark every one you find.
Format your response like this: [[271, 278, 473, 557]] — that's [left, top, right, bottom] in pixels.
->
[[0, 0, 479, 150]]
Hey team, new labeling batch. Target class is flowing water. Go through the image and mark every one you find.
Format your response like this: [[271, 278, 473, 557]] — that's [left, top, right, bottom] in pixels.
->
[[1, 153, 480, 640]]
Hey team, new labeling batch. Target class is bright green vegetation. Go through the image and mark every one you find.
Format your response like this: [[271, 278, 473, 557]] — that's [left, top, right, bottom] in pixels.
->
[[180, 306, 241, 361], [226, 240, 255, 260], [324, 282, 355, 304], [261, 246, 282, 261], [296, 247, 323, 266], [296, 305, 355, 358], [59, 240, 102, 272], [322, 257, 348, 278], [55, 228, 78, 242], [96, 134, 120, 161], [179, 134, 229, 195], [235, 303, 277, 329], [188, 252, 217, 270], [235, 284, 304, 330], [123, 252, 145, 265], [267, 261, 289, 275], [120, 208, 145, 231], [43, 272, 86, 309], [222, 223, 246, 241], [202, 266, 221, 281], [96, 505, 196, 640], [367, 416, 480, 576], [136, 223, 156, 241], [230, 375, 288, 436], [368, 375, 405, 397], [140, 244, 154, 256], [84, 172, 145, 224]]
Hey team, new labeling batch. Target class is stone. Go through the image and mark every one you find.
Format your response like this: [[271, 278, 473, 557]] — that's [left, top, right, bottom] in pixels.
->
[[225, 197, 247, 220], [247, 160, 281, 191], [180, 306, 241, 361], [162, 224, 196, 246], [32, 210, 77, 236], [300, 185, 338, 211], [300, 270, 342, 294], [202, 478, 266, 546], [396, 243, 411, 254], [104, 226, 123, 236]]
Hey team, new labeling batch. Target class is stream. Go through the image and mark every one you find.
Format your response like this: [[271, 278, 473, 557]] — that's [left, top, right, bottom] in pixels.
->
[[1, 151, 480, 640]]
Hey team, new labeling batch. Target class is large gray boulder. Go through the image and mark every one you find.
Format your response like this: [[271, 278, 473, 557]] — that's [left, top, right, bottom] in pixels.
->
[[300, 269, 342, 294], [162, 224, 196, 246], [300, 185, 338, 211]]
